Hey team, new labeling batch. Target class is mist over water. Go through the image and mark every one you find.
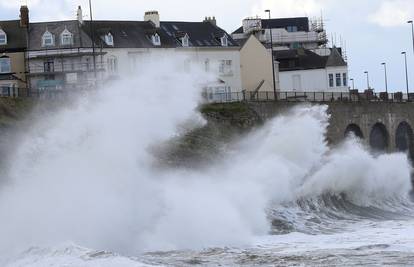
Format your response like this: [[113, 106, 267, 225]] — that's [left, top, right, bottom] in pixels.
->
[[0, 59, 413, 265]]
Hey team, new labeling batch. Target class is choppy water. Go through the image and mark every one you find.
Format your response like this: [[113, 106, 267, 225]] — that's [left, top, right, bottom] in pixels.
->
[[1, 61, 413, 266]]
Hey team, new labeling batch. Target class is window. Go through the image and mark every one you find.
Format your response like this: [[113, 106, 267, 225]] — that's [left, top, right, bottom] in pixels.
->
[[0, 29, 7, 45], [290, 42, 301, 49], [221, 35, 228, 47], [0, 57, 11, 73], [86, 58, 91, 71], [336, 73, 341, 87], [287, 26, 298, 32], [43, 59, 54, 72], [181, 34, 189, 47], [152, 33, 161, 46], [42, 31, 54, 47], [107, 56, 118, 73], [61, 29, 73, 46], [105, 33, 114, 46], [219, 60, 232, 75], [342, 73, 347, 87], [329, 74, 334, 87], [205, 59, 210, 71]]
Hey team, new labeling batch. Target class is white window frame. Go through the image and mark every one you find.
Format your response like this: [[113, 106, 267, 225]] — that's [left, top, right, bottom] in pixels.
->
[[219, 60, 232, 75], [105, 33, 114, 46], [42, 31, 54, 47], [60, 29, 73, 46], [0, 57, 11, 73], [152, 33, 161, 46], [0, 29, 7, 45], [328, 73, 334, 88], [220, 35, 228, 47], [181, 34, 189, 47], [107, 56, 118, 74]]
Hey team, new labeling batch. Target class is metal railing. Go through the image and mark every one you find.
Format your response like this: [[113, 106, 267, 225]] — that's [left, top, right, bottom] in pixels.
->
[[29, 62, 106, 74], [204, 91, 414, 104]]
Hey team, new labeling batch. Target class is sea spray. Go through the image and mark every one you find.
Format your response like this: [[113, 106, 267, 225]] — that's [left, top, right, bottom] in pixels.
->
[[0, 60, 412, 265]]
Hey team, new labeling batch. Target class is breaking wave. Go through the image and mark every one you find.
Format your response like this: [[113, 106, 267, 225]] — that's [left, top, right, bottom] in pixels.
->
[[0, 58, 412, 265]]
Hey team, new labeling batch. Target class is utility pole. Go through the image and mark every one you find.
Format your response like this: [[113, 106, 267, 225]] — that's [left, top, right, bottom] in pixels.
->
[[265, 9, 277, 101]]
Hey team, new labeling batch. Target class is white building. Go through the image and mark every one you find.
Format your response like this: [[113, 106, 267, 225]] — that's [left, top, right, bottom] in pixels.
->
[[81, 10, 242, 100], [232, 17, 327, 51], [275, 47, 348, 92]]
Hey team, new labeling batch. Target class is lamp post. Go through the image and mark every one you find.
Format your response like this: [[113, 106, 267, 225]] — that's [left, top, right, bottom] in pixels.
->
[[364, 71, 370, 90], [265, 9, 277, 100], [381, 62, 388, 93], [402, 51, 410, 100], [350, 78, 355, 90], [408, 21, 414, 55], [89, 0, 97, 80]]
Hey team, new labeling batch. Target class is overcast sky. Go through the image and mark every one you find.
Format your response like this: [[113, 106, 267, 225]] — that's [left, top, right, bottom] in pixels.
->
[[2, 0, 414, 92]]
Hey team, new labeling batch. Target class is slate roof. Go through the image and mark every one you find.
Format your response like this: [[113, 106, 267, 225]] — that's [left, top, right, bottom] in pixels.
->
[[0, 20, 27, 52], [82, 20, 176, 48], [26, 19, 237, 50], [28, 20, 93, 50], [233, 17, 309, 34], [274, 47, 346, 71], [160, 21, 238, 47]]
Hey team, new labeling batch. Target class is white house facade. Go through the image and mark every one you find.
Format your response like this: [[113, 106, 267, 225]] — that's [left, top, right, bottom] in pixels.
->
[[276, 47, 348, 92]]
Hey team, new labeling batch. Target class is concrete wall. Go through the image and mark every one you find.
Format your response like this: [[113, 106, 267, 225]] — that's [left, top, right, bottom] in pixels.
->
[[240, 35, 276, 92], [247, 101, 414, 153]]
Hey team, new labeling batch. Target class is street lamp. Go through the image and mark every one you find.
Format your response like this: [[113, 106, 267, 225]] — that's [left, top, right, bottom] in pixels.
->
[[364, 71, 370, 90], [408, 21, 414, 55], [265, 9, 277, 100], [402, 52, 410, 100], [381, 62, 388, 93], [89, 0, 97, 80], [350, 78, 355, 90]]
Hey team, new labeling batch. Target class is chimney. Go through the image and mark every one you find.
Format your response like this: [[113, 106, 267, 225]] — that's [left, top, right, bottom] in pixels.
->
[[203, 16, 217, 26], [19, 5, 29, 28], [144, 11, 160, 28], [77, 6, 83, 24]]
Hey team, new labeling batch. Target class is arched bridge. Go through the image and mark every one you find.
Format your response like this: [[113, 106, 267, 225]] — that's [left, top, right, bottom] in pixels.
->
[[247, 102, 414, 157]]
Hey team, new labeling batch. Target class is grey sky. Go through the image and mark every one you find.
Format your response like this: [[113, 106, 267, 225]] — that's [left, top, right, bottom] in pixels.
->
[[1, 0, 414, 92]]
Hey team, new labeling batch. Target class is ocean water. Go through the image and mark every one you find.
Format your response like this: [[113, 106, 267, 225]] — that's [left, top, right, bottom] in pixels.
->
[[1, 60, 413, 266]]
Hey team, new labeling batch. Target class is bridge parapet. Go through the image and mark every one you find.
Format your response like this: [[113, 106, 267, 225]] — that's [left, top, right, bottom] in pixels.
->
[[246, 101, 414, 156]]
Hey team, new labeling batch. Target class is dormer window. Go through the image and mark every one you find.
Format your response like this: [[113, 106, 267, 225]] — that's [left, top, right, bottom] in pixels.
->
[[61, 28, 73, 46], [152, 33, 161, 46], [181, 34, 189, 47], [42, 30, 54, 47], [105, 33, 114, 46], [0, 29, 7, 45], [221, 35, 228, 47]]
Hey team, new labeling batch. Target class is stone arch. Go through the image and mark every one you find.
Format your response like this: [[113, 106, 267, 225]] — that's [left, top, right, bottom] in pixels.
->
[[369, 123, 389, 152], [344, 123, 364, 139], [395, 121, 414, 159]]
